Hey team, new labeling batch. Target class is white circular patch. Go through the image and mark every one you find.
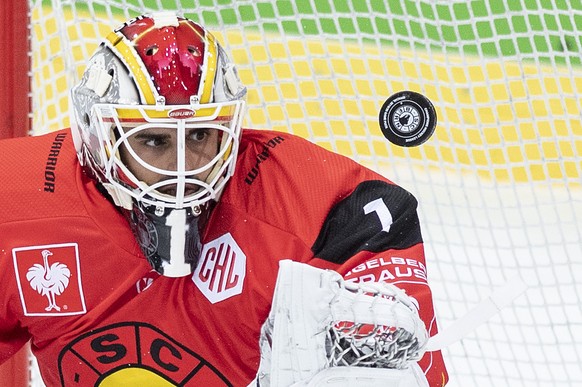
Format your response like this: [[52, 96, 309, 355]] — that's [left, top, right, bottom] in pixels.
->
[[391, 105, 421, 134]]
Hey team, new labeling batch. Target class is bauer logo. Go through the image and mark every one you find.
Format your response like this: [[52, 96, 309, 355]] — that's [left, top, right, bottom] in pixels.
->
[[192, 233, 246, 304], [168, 108, 196, 119], [12, 243, 87, 316]]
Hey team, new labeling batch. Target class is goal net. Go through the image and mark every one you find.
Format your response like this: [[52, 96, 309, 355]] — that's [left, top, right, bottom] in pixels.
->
[[8, 0, 582, 386]]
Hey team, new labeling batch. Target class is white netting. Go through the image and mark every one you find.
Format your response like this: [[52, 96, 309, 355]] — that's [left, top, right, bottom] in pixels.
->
[[26, 1, 582, 386]]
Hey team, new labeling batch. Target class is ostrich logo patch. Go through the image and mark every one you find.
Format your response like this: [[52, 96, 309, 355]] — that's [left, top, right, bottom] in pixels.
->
[[13, 243, 87, 316]]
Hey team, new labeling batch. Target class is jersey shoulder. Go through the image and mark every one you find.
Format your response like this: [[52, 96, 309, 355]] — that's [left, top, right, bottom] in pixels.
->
[[235, 129, 384, 187], [0, 129, 86, 222], [222, 129, 405, 244]]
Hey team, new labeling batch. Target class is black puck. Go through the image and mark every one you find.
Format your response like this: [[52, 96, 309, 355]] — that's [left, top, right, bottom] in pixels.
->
[[378, 91, 437, 147]]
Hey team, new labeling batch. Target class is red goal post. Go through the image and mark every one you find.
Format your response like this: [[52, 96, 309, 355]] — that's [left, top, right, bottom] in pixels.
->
[[0, 0, 31, 385], [0, 0, 30, 139]]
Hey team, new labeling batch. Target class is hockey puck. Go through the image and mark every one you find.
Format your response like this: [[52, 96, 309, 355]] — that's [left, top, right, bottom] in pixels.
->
[[378, 91, 437, 147]]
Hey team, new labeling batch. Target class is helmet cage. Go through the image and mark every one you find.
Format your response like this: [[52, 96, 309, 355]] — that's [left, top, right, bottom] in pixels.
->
[[90, 99, 245, 209]]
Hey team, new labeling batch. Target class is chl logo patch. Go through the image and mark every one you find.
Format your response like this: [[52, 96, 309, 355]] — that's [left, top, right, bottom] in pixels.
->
[[12, 243, 86, 316], [193, 233, 246, 304]]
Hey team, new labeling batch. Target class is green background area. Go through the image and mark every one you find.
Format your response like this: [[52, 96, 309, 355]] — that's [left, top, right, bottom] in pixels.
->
[[66, 0, 582, 66]]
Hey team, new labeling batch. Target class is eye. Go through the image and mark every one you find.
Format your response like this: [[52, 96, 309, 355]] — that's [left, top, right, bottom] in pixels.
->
[[141, 134, 169, 147], [189, 129, 209, 142]]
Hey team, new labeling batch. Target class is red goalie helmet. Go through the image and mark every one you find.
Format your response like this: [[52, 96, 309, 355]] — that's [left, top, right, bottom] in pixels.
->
[[70, 13, 247, 277]]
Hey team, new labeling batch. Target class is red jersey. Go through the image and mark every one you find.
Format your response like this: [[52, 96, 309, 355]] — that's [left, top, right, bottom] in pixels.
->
[[0, 128, 448, 386]]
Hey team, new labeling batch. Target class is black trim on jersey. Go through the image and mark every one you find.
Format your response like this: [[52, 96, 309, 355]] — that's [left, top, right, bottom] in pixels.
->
[[311, 180, 422, 264]]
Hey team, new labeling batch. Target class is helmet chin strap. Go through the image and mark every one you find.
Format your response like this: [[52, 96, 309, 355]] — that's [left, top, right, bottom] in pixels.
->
[[100, 183, 205, 278], [126, 202, 204, 278]]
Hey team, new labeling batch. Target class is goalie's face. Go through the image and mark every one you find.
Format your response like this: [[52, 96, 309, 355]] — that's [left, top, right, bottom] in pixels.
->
[[90, 102, 243, 209], [119, 125, 220, 200]]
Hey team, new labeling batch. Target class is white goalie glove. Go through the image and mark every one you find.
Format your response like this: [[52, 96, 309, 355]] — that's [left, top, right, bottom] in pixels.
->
[[251, 260, 430, 387]]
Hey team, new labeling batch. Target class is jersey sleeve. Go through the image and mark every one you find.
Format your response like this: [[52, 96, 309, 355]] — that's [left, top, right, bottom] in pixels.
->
[[0, 265, 31, 365], [307, 179, 449, 387]]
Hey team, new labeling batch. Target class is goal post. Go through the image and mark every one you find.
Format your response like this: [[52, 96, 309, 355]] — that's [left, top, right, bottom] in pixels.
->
[[0, 0, 30, 138], [0, 0, 30, 384], [4, 1, 582, 386]]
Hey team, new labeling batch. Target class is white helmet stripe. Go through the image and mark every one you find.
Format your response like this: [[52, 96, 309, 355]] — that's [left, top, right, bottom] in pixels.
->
[[104, 32, 159, 104]]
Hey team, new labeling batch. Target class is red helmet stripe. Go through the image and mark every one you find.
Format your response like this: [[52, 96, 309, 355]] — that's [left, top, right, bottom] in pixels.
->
[[116, 16, 217, 105]]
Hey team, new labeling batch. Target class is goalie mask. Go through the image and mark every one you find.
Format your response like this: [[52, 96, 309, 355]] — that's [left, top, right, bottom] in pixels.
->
[[70, 13, 247, 277]]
